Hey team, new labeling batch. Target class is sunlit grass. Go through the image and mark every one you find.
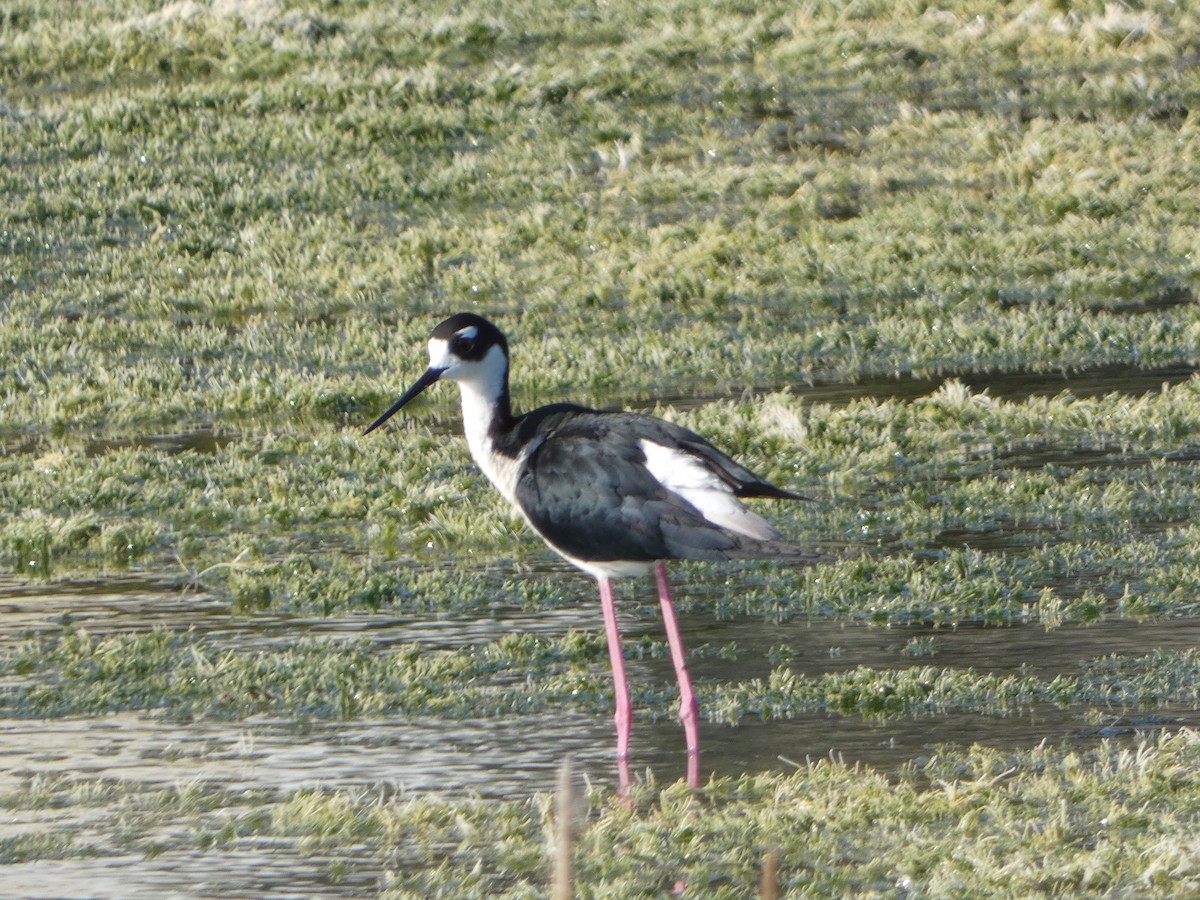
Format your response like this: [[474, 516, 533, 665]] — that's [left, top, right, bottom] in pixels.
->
[[3, 0, 1200, 893]]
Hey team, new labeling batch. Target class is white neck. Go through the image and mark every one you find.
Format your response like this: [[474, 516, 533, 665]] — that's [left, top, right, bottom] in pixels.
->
[[451, 345, 519, 503]]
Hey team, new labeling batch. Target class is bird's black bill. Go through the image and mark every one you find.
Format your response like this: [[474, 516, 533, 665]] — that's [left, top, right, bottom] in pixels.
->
[[364, 367, 443, 435]]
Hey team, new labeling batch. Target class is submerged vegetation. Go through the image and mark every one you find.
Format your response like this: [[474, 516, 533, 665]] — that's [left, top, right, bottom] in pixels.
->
[[4, 733, 1200, 895], [3, 0, 1200, 894]]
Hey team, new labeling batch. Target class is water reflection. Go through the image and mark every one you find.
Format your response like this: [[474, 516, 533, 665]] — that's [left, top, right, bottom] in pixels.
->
[[4, 571, 1199, 797], [0, 711, 616, 798], [1, 361, 1198, 897], [7, 573, 1199, 685], [1, 701, 1191, 899], [3, 694, 1193, 807], [0, 847, 379, 900]]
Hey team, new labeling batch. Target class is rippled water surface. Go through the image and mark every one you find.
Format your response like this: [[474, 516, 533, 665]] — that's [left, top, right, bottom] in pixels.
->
[[5, 574, 1198, 795], [3, 364, 1199, 897]]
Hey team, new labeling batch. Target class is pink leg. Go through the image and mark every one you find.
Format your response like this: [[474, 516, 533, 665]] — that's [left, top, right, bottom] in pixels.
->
[[655, 562, 701, 789], [598, 576, 632, 792]]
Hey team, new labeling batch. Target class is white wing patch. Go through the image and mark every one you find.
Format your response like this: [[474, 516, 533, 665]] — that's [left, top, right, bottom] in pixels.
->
[[638, 439, 781, 541]]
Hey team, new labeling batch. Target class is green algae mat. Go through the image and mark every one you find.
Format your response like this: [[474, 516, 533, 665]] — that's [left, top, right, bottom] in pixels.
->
[[4, 1, 1200, 895]]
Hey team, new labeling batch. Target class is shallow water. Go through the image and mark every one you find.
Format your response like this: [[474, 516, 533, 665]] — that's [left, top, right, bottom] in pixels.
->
[[2, 698, 1192, 899], [3, 362, 1199, 896], [0, 848, 381, 900], [645, 362, 1200, 412], [4, 572, 1198, 798], [0, 427, 233, 459], [0, 709, 616, 798]]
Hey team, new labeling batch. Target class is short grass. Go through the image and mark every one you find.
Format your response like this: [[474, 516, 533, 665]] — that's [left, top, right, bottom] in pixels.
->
[[3, 0, 1200, 894]]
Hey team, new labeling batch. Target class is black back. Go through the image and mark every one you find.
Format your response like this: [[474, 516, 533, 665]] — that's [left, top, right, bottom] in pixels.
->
[[511, 408, 813, 564]]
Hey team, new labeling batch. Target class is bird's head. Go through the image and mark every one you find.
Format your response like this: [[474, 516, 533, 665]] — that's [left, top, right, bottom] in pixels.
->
[[365, 313, 509, 434]]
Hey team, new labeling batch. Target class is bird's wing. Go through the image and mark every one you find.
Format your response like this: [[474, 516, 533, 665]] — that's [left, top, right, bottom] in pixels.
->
[[635, 417, 807, 500], [513, 412, 793, 563]]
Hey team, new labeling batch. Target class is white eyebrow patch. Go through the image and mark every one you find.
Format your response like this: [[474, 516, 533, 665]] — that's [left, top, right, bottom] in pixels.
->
[[639, 439, 782, 541], [456, 325, 478, 340]]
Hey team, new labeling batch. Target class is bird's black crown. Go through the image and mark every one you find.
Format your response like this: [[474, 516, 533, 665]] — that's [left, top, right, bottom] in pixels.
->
[[430, 312, 508, 362]]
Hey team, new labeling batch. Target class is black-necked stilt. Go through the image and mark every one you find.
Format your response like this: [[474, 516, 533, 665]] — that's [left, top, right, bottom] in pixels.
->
[[366, 313, 823, 790]]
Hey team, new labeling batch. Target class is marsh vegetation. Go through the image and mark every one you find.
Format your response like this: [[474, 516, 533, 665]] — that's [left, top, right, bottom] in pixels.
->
[[3, 0, 1200, 894]]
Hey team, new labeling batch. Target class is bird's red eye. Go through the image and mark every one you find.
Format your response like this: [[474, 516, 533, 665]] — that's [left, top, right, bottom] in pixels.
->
[[450, 326, 481, 356]]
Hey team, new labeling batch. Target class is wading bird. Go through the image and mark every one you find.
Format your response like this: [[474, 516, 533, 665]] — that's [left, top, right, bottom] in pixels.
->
[[366, 313, 822, 789]]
